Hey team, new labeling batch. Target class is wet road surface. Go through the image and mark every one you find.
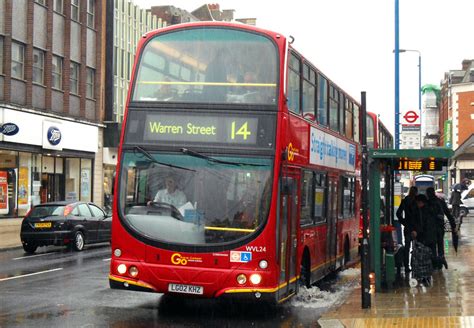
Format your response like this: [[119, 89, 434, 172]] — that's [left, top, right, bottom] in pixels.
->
[[0, 244, 360, 327]]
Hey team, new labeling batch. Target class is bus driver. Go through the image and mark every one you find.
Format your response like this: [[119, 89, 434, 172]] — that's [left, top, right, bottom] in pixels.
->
[[149, 175, 187, 208]]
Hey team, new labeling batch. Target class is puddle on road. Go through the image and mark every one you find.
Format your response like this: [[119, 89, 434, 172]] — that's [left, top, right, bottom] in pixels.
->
[[290, 268, 360, 309]]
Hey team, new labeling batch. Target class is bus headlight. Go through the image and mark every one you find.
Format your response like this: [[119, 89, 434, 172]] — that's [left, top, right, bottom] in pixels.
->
[[259, 260, 268, 269], [114, 248, 122, 257], [236, 274, 247, 285], [129, 266, 139, 278], [249, 273, 262, 285], [117, 264, 127, 274]]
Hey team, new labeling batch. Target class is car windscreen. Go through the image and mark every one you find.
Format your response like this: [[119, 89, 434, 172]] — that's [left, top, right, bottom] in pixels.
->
[[29, 205, 66, 218]]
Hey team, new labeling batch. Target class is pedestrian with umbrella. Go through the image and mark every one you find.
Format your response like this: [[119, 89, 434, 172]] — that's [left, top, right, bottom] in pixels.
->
[[449, 178, 471, 221]]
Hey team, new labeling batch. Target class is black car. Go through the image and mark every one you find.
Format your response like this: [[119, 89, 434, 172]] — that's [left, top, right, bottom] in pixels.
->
[[20, 201, 111, 254]]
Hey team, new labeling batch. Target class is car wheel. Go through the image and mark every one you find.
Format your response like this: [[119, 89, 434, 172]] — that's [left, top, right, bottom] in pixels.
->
[[460, 207, 468, 217], [73, 231, 85, 251], [23, 242, 38, 254]]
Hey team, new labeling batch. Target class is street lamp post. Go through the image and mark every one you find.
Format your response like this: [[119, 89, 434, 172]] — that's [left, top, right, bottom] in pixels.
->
[[398, 49, 422, 147]]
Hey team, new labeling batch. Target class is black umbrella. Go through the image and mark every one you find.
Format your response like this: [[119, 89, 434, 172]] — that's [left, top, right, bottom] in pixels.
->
[[452, 230, 459, 254]]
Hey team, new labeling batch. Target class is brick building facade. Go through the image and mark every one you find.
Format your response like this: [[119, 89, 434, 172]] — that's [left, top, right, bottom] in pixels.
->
[[439, 59, 474, 184], [0, 0, 106, 217]]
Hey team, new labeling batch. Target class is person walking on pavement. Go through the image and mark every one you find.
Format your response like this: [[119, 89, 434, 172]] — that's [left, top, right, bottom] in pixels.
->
[[450, 178, 471, 221], [396, 186, 418, 274], [426, 187, 457, 269]]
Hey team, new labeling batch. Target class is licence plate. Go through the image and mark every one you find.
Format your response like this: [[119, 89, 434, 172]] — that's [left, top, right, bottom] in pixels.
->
[[34, 222, 52, 228], [168, 283, 203, 295]]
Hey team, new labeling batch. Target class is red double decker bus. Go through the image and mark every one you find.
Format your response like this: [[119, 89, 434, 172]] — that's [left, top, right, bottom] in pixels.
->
[[366, 111, 393, 150], [109, 22, 361, 303]]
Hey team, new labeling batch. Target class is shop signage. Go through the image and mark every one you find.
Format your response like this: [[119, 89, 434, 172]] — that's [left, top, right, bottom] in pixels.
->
[[0, 123, 19, 136], [47, 126, 62, 146], [444, 120, 452, 148]]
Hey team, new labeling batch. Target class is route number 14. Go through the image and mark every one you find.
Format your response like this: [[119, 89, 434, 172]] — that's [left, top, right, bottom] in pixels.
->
[[231, 121, 251, 140]]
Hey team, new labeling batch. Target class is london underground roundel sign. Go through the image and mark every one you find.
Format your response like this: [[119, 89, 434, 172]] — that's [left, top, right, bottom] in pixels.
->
[[402, 110, 419, 124]]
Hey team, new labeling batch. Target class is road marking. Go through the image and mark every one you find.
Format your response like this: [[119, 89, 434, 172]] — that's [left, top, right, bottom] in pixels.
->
[[102, 258, 111, 261], [13, 252, 58, 260], [0, 268, 63, 282]]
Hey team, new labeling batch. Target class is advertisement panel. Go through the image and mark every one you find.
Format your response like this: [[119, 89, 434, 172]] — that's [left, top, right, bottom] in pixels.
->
[[309, 127, 356, 172], [0, 171, 8, 214], [18, 167, 29, 205]]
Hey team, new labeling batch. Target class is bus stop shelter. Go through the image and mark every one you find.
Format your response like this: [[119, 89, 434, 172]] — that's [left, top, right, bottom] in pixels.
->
[[367, 148, 454, 291]]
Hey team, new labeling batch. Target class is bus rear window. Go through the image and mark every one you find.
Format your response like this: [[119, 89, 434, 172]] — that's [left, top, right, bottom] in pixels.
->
[[132, 27, 278, 105]]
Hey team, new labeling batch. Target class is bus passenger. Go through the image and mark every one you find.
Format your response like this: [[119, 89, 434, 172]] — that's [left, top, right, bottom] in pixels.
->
[[149, 175, 187, 208], [155, 78, 174, 101]]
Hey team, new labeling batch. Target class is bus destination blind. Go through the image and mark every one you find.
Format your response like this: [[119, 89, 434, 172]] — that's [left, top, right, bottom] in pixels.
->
[[144, 114, 259, 145]]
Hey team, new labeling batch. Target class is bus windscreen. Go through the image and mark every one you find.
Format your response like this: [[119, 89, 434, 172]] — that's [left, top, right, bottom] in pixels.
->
[[119, 152, 273, 247]]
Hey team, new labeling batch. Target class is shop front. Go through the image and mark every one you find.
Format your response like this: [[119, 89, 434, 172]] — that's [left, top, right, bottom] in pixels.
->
[[0, 106, 99, 218]]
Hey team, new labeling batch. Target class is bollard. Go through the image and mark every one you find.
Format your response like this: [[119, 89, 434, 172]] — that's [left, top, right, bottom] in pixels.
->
[[385, 253, 395, 289]]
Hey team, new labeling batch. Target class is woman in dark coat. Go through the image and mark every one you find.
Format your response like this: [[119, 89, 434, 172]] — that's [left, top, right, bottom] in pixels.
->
[[413, 194, 438, 268], [396, 186, 418, 273]]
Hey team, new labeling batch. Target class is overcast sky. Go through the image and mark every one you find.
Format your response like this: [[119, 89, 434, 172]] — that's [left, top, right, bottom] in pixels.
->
[[134, 0, 473, 134]]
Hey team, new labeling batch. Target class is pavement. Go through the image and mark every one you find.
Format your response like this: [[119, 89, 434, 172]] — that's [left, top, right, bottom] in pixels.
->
[[0, 218, 23, 250], [318, 215, 474, 327]]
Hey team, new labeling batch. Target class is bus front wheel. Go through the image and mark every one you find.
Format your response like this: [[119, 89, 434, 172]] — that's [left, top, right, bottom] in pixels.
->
[[300, 250, 311, 288]]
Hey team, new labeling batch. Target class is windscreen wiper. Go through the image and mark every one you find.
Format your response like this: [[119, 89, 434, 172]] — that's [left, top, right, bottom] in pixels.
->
[[134, 146, 195, 172], [180, 148, 266, 167]]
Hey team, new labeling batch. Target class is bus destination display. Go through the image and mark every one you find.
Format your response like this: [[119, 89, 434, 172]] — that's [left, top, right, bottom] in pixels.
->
[[144, 114, 259, 145]]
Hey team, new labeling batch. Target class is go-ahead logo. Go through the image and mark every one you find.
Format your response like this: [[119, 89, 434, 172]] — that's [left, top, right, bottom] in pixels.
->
[[171, 253, 203, 266], [47, 126, 62, 146]]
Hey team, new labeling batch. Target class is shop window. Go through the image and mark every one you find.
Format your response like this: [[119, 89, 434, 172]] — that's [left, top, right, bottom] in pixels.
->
[[0, 150, 18, 217], [31, 154, 42, 206], [103, 165, 115, 213], [18, 153, 32, 216], [66, 158, 80, 202], [80, 159, 92, 202]]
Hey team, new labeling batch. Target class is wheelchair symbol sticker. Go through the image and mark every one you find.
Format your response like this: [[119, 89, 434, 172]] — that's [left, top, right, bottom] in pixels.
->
[[240, 252, 251, 262]]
